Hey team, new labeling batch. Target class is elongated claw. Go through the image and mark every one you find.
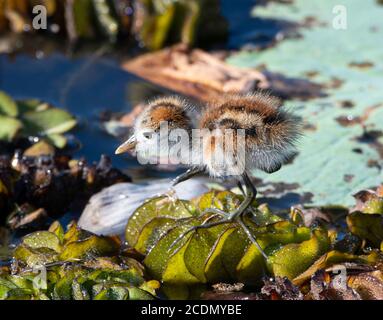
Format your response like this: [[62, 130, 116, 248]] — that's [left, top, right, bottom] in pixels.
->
[[201, 207, 228, 217], [168, 219, 232, 252], [236, 217, 267, 259]]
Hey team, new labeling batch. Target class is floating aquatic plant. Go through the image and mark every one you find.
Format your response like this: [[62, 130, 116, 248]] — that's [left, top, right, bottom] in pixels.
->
[[0, 221, 159, 300], [1, 187, 383, 300], [122, 189, 383, 299], [0, 91, 77, 148]]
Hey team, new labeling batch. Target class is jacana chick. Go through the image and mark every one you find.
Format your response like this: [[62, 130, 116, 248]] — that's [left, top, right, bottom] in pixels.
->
[[116, 93, 301, 257]]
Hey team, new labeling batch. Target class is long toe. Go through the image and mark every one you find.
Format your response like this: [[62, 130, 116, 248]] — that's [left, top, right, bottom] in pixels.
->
[[236, 216, 268, 259], [202, 208, 229, 218], [168, 218, 234, 252]]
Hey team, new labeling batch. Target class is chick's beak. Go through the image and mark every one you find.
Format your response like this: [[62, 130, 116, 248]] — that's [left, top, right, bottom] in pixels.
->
[[115, 136, 137, 154]]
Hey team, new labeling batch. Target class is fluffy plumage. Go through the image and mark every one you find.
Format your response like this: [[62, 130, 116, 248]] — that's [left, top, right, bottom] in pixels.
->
[[116, 92, 301, 177], [199, 92, 301, 176]]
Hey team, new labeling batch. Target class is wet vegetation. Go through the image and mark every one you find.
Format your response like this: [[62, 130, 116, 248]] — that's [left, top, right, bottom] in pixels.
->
[[1, 187, 383, 299], [0, 0, 227, 49], [0, 221, 159, 300], [1, 0, 383, 301]]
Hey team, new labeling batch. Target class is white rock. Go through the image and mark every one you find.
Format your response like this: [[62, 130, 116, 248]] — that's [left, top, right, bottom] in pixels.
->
[[78, 178, 209, 237]]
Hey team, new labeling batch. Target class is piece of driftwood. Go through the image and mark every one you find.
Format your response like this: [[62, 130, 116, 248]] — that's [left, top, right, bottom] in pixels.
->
[[122, 45, 270, 102]]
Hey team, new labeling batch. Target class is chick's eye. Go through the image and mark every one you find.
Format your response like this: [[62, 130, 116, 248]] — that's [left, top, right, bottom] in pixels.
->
[[143, 132, 153, 139]]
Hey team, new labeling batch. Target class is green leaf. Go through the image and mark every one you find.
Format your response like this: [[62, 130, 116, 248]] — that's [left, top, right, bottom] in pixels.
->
[[22, 231, 62, 253], [161, 233, 199, 285], [127, 287, 156, 300], [93, 286, 129, 300], [17, 100, 48, 113], [48, 221, 65, 244], [196, 191, 244, 213], [22, 108, 77, 136], [126, 196, 196, 248], [184, 222, 232, 283], [144, 217, 200, 281], [140, 2, 176, 51], [59, 235, 120, 261], [0, 91, 18, 117], [0, 115, 22, 141], [293, 250, 378, 286], [347, 212, 383, 247], [46, 134, 67, 149], [134, 217, 178, 254], [267, 229, 330, 280], [13, 245, 58, 268]]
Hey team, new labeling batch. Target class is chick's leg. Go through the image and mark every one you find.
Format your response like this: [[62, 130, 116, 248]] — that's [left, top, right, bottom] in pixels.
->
[[200, 173, 256, 219], [170, 173, 266, 258], [171, 167, 203, 186]]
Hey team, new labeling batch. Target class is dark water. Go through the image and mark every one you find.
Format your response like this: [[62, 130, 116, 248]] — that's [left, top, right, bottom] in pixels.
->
[[1, 52, 138, 167], [0, 0, 282, 177]]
